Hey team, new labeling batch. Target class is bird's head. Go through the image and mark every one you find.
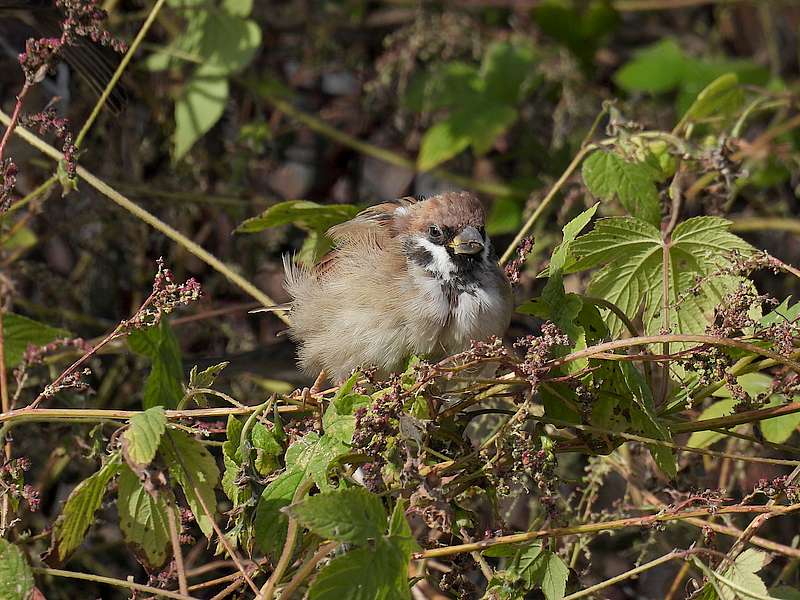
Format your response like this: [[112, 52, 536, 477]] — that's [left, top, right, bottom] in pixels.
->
[[398, 191, 494, 281]]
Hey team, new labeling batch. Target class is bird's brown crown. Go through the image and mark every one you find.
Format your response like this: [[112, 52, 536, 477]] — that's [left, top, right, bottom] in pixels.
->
[[401, 191, 486, 235]]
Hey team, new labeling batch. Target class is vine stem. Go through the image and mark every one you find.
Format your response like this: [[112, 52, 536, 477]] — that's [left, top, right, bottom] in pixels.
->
[[280, 542, 338, 599], [0, 109, 289, 321], [166, 497, 189, 596], [260, 479, 315, 600], [413, 503, 800, 560], [548, 333, 800, 374], [498, 144, 594, 266], [0, 81, 31, 163], [31, 567, 198, 599], [563, 551, 681, 600], [0, 290, 9, 531]]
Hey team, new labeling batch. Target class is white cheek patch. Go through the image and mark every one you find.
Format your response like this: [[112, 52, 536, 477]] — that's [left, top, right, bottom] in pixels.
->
[[413, 236, 456, 280]]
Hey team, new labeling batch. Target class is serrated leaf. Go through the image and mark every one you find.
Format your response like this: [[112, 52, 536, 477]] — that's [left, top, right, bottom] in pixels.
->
[[188, 361, 228, 406], [308, 537, 410, 600], [571, 216, 752, 337], [160, 430, 220, 537], [123, 407, 167, 467], [2, 313, 69, 368], [287, 488, 386, 544], [0, 539, 34, 600], [117, 465, 176, 568], [174, 68, 229, 160], [253, 469, 304, 557], [129, 320, 183, 409], [582, 150, 661, 226], [53, 454, 121, 561], [717, 548, 769, 600], [236, 200, 360, 234], [285, 431, 351, 491]]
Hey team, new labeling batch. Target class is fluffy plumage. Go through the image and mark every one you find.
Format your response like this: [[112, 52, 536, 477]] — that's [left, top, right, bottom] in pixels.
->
[[283, 191, 513, 381]]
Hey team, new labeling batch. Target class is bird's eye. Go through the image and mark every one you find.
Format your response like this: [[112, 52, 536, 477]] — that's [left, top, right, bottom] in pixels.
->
[[428, 225, 443, 241]]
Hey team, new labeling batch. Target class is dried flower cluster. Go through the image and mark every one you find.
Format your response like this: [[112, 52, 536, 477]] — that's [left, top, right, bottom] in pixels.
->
[[0, 457, 40, 514], [20, 109, 78, 178], [504, 236, 534, 285], [126, 258, 202, 330]]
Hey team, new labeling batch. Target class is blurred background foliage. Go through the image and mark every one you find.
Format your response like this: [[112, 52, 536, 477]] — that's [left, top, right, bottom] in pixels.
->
[[3, 0, 800, 595]]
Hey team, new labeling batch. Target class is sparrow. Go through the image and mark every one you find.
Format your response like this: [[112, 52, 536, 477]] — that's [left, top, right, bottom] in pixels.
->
[[0, 0, 128, 113], [281, 191, 513, 382]]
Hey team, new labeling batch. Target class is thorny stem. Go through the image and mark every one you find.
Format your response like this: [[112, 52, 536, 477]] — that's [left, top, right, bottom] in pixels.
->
[[0, 289, 10, 531], [413, 503, 800, 560], [166, 496, 189, 596]]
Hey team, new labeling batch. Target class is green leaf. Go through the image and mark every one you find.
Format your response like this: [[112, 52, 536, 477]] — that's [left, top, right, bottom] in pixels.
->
[[53, 454, 121, 561], [760, 396, 800, 444], [718, 548, 769, 600], [532, 551, 569, 600], [118, 465, 177, 568], [251, 422, 282, 475], [0, 539, 34, 600], [771, 586, 800, 600], [388, 499, 419, 557], [174, 68, 229, 160], [287, 488, 386, 544], [682, 73, 743, 122], [570, 216, 752, 337], [253, 469, 304, 557], [614, 38, 686, 94], [582, 150, 661, 226], [160, 430, 220, 537], [480, 40, 537, 105], [195, 12, 261, 74], [1, 226, 37, 251], [285, 431, 351, 491], [308, 538, 410, 600], [123, 407, 167, 467], [2, 313, 69, 369], [534, 0, 618, 68], [188, 361, 228, 406], [688, 399, 737, 448], [236, 200, 361, 234], [129, 320, 183, 409], [403, 62, 480, 113]]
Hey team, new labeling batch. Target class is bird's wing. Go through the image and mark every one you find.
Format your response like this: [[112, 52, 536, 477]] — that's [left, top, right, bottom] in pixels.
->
[[314, 197, 416, 275]]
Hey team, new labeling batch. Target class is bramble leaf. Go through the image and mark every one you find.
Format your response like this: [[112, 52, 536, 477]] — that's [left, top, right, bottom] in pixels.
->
[[0, 539, 34, 600], [53, 454, 121, 561], [117, 465, 176, 569], [253, 469, 304, 557], [2, 313, 69, 369], [123, 407, 167, 467], [287, 488, 386, 544], [570, 216, 752, 337], [582, 150, 661, 226], [160, 430, 220, 537]]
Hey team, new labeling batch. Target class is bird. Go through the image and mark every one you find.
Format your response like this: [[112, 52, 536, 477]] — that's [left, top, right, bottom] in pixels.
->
[[0, 0, 128, 113], [278, 191, 514, 382]]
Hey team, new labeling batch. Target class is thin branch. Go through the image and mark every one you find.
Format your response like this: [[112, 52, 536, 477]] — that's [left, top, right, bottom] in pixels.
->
[[32, 567, 199, 600], [0, 109, 289, 321], [563, 551, 681, 600], [280, 542, 338, 599], [413, 503, 800, 559], [166, 498, 189, 596]]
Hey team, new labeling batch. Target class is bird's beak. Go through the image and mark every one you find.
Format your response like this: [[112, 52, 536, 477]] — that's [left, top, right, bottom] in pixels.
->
[[449, 225, 484, 255]]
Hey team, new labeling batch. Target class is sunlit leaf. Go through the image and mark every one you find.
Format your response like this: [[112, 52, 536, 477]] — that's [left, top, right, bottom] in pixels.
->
[[0, 539, 34, 600]]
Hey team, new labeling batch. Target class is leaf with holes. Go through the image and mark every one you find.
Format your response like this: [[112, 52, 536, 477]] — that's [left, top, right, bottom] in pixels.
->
[[117, 465, 177, 569], [160, 430, 220, 537], [569, 216, 752, 337]]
